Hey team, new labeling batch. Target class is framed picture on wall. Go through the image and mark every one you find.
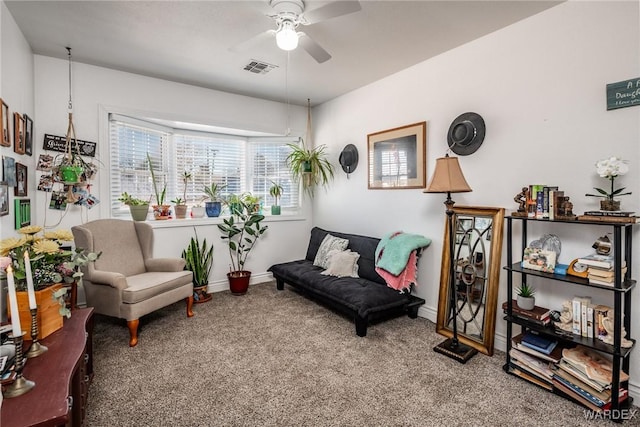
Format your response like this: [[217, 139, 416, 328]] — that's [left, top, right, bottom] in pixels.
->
[[0, 182, 9, 216], [367, 121, 426, 189], [15, 198, 31, 229], [2, 156, 16, 187], [15, 162, 27, 197], [0, 99, 10, 147], [14, 112, 25, 155], [23, 114, 33, 156]]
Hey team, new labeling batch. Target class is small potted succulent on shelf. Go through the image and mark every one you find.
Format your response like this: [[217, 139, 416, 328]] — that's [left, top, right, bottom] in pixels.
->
[[118, 192, 150, 221], [203, 182, 226, 217], [516, 282, 536, 310], [269, 181, 283, 215]]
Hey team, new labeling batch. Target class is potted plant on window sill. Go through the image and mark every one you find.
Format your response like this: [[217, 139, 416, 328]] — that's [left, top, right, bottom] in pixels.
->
[[217, 201, 268, 295], [242, 192, 262, 214], [147, 152, 171, 220], [269, 181, 283, 215], [203, 182, 226, 217], [286, 141, 334, 198], [181, 229, 213, 303], [172, 171, 191, 219], [118, 192, 150, 221]]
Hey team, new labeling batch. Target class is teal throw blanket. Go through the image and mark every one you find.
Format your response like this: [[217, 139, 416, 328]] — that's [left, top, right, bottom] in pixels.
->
[[375, 232, 431, 276]]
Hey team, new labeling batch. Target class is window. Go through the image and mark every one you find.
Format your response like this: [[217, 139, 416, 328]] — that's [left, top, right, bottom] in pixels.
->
[[109, 114, 299, 217]]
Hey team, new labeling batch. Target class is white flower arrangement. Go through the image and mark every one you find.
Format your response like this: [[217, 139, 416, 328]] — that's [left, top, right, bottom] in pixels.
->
[[586, 156, 631, 202]]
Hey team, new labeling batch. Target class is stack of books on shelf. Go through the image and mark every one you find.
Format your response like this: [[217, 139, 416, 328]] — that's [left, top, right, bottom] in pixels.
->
[[502, 300, 552, 326], [512, 333, 565, 364], [577, 210, 640, 224], [577, 253, 627, 287], [552, 346, 629, 413]]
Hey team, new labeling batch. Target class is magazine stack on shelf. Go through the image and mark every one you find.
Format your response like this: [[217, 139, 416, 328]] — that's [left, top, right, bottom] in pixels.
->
[[552, 346, 629, 413], [509, 347, 555, 390], [577, 253, 627, 287]]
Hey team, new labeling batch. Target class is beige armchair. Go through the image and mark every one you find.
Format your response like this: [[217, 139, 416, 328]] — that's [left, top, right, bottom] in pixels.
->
[[72, 219, 194, 346]]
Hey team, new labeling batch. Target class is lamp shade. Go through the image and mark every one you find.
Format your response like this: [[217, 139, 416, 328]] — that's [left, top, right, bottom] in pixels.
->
[[424, 155, 472, 193], [276, 20, 299, 51]]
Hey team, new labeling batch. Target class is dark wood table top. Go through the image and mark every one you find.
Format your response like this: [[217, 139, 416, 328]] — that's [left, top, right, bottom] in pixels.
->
[[1, 307, 93, 427]]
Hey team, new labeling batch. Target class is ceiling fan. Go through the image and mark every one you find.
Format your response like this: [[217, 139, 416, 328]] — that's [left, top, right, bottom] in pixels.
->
[[231, 0, 362, 63]]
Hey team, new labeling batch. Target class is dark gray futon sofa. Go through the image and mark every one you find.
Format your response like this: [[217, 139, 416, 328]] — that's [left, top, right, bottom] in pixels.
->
[[268, 227, 426, 336]]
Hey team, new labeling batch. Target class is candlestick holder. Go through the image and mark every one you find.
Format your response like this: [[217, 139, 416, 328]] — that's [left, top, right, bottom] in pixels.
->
[[25, 308, 48, 358], [4, 333, 35, 398]]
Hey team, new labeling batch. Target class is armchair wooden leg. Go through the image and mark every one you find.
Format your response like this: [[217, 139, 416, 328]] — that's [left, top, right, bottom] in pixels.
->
[[186, 295, 194, 317], [127, 319, 139, 347]]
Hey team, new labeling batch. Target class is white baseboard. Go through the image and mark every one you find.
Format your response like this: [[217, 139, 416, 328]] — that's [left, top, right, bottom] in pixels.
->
[[206, 272, 274, 294]]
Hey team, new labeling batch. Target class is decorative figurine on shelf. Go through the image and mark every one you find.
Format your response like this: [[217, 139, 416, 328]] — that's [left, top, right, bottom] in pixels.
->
[[602, 314, 633, 348], [556, 196, 577, 220], [512, 187, 529, 217], [592, 235, 612, 256], [554, 300, 573, 332]]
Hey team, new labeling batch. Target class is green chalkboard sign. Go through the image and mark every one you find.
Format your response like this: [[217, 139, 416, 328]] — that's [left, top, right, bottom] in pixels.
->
[[607, 77, 640, 110]]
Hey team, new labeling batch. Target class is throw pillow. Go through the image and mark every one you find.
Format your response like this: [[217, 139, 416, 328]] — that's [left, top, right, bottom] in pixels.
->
[[321, 250, 361, 278], [313, 234, 349, 269]]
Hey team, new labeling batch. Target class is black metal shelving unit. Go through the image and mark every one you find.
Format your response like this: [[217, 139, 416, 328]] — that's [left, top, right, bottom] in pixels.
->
[[503, 216, 636, 422]]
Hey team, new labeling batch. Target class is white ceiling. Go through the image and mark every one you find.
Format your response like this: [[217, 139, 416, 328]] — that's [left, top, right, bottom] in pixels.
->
[[5, 0, 562, 106]]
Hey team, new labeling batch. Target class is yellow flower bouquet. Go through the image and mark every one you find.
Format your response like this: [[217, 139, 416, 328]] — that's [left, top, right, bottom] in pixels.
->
[[0, 225, 99, 291]]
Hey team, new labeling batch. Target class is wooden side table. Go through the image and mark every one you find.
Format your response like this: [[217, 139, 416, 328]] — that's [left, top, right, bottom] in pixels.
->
[[1, 307, 94, 427]]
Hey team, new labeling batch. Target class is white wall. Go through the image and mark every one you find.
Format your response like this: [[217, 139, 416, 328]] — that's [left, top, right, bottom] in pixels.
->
[[313, 0, 640, 391], [0, 0, 34, 233], [29, 56, 312, 289], [0, 1, 34, 323]]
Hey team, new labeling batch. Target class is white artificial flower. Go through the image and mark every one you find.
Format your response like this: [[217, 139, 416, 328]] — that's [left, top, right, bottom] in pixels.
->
[[596, 157, 629, 178]]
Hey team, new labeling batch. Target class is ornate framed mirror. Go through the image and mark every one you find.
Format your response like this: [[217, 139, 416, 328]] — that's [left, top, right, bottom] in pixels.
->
[[435, 206, 505, 355]]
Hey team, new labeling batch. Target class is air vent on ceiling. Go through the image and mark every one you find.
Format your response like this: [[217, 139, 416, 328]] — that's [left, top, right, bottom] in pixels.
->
[[244, 60, 278, 74]]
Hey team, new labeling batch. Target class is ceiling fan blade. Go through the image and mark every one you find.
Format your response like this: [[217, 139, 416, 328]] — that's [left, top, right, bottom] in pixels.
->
[[298, 33, 331, 63], [229, 29, 275, 52], [301, 1, 361, 25]]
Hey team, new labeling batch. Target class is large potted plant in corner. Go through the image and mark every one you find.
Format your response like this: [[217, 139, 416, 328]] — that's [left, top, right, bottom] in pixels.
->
[[118, 192, 150, 221], [147, 152, 171, 220], [181, 229, 213, 303], [203, 182, 226, 217], [286, 141, 334, 197], [217, 201, 268, 295]]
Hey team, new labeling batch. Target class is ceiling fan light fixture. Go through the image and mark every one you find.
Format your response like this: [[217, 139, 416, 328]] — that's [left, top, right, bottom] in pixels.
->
[[276, 20, 299, 51]]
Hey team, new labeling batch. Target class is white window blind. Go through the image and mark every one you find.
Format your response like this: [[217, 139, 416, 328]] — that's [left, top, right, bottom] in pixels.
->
[[174, 134, 245, 203], [109, 113, 300, 216], [109, 118, 169, 216], [249, 140, 299, 208]]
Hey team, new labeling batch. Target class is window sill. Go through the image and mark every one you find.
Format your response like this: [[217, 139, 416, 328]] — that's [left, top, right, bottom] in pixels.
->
[[138, 212, 307, 229]]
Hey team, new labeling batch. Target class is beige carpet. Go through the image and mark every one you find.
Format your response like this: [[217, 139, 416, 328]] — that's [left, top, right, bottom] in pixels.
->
[[86, 282, 635, 426]]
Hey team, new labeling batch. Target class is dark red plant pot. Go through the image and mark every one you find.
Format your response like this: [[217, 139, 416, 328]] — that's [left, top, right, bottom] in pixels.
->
[[227, 271, 251, 295]]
